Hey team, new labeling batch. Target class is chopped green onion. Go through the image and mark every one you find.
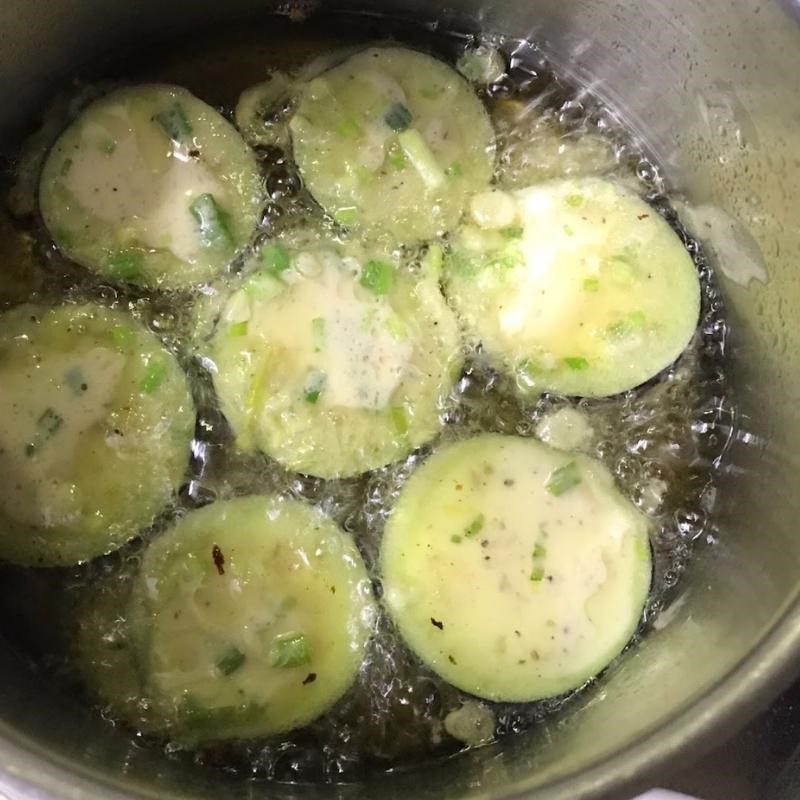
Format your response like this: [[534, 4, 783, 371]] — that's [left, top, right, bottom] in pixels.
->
[[140, 361, 167, 394], [333, 207, 358, 226], [563, 224, 575, 236], [545, 461, 582, 496], [244, 271, 284, 300], [563, 356, 589, 371], [60, 158, 73, 177], [451, 534, 463, 544], [228, 321, 248, 337], [422, 243, 444, 277], [155, 103, 193, 143], [111, 325, 134, 350], [384, 103, 413, 132], [463, 513, 485, 538], [398, 129, 445, 189], [216, 646, 246, 676], [277, 596, 298, 616], [583, 277, 600, 292], [611, 244, 639, 266], [385, 312, 408, 340], [500, 226, 524, 239], [607, 311, 647, 339], [336, 118, 361, 138], [359, 260, 393, 295], [107, 250, 143, 281], [270, 632, 311, 668], [386, 143, 407, 170], [565, 193, 584, 208], [304, 369, 326, 404], [190, 194, 233, 248], [390, 405, 409, 435], [100, 139, 116, 155], [533, 543, 547, 559], [37, 407, 63, 438], [261, 243, 291, 273], [445, 161, 464, 178], [530, 566, 546, 582]]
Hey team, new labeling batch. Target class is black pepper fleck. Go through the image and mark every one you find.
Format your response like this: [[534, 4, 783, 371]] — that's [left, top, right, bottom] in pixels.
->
[[302, 672, 317, 685], [431, 617, 444, 630], [212, 545, 225, 575]]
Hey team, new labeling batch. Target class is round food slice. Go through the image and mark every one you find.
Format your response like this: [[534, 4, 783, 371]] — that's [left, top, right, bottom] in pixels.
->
[[381, 433, 651, 702], [127, 495, 375, 741], [444, 178, 701, 397], [39, 84, 264, 289], [0, 303, 194, 566], [207, 232, 462, 479], [290, 46, 495, 243]]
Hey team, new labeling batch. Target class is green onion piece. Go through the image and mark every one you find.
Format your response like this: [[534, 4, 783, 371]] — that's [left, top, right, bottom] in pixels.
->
[[190, 194, 233, 248], [386, 143, 407, 170], [398, 129, 446, 189], [140, 361, 167, 394], [100, 139, 116, 155], [530, 566, 546, 582], [444, 161, 463, 178], [390, 405, 409, 435], [533, 543, 547, 559], [336, 118, 361, 138], [384, 103, 413, 132], [333, 207, 358, 226], [217, 646, 246, 676], [111, 325, 134, 350], [107, 250, 144, 281], [155, 103, 193, 142], [37, 407, 63, 438], [451, 534, 463, 544], [360, 260, 393, 295], [60, 158, 73, 177], [385, 312, 408, 340], [244, 271, 285, 300], [464, 513, 485, 538], [611, 244, 639, 266], [565, 193, 584, 208], [500, 226, 524, 239], [545, 461, 582, 496], [608, 311, 647, 338], [261, 243, 291, 273], [270, 632, 311, 668], [228, 321, 248, 337], [583, 277, 600, 292], [304, 369, 326, 404], [563, 224, 575, 236], [564, 356, 589, 371], [422, 243, 444, 277], [277, 596, 298, 616]]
